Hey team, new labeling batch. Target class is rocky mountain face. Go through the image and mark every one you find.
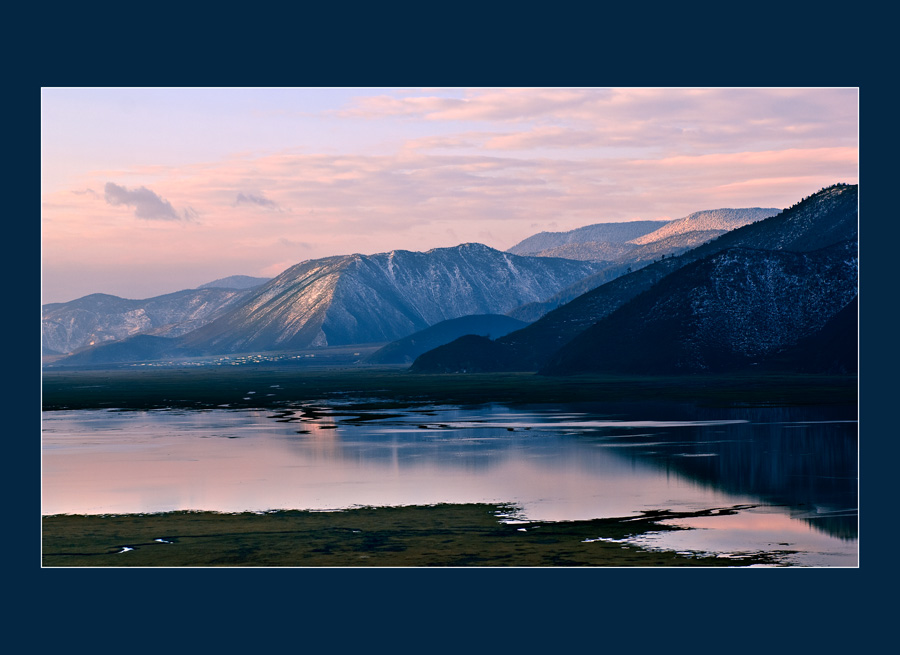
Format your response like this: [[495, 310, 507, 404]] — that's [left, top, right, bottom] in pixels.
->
[[173, 243, 602, 354], [42, 288, 255, 356], [412, 185, 857, 374]]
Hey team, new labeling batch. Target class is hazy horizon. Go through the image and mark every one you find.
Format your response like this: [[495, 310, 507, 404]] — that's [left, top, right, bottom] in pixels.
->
[[41, 87, 858, 304]]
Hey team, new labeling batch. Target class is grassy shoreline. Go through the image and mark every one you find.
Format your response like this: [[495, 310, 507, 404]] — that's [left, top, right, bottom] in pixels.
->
[[41, 366, 856, 567], [41, 503, 790, 567], [41, 366, 858, 411]]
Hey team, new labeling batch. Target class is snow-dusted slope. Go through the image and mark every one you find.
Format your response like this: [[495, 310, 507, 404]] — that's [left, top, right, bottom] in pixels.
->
[[629, 208, 780, 245], [507, 221, 667, 257], [42, 288, 254, 355], [181, 243, 602, 353], [506, 209, 779, 264]]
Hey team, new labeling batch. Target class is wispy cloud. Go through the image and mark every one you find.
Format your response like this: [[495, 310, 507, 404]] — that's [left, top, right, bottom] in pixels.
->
[[344, 87, 858, 156], [277, 237, 312, 249], [104, 182, 188, 221], [71, 188, 98, 197], [234, 191, 282, 210], [42, 87, 858, 303], [341, 88, 605, 122]]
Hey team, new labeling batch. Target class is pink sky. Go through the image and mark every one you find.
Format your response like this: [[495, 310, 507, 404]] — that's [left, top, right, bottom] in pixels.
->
[[41, 87, 858, 304]]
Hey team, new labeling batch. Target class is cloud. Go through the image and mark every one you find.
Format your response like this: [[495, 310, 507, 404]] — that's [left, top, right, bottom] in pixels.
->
[[341, 88, 858, 160], [484, 127, 604, 150], [402, 133, 484, 151], [277, 237, 312, 249], [341, 88, 606, 123], [104, 182, 183, 220], [234, 192, 281, 210], [41, 88, 859, 305]]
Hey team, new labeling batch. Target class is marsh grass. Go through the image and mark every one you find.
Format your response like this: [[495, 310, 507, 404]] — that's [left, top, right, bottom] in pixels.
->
[[41, 366, 857, 411], [41, 504, 787, 567]]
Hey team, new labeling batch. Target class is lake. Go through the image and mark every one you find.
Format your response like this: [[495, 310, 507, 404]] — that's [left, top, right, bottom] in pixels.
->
[[41, 400, 858, 566]]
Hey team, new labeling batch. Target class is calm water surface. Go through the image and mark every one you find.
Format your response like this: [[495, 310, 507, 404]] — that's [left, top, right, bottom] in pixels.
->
[[41, 401, 858, 566]]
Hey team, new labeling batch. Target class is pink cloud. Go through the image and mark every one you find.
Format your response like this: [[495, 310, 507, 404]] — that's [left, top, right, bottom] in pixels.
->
[[344, 88, 857, 158], [342, 88, 607, 122], [42, 87, 858, 302]]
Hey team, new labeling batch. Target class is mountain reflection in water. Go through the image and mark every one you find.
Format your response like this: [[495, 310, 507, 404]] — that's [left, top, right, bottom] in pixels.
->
[[42, 400, 857, 564]]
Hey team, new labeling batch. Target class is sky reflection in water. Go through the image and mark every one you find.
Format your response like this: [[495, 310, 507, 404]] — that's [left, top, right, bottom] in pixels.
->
[[41, 402, 858, 566]]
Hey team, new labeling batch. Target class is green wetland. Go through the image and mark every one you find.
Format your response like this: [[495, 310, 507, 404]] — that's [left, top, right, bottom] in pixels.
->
[[41, 367, 858, 567]]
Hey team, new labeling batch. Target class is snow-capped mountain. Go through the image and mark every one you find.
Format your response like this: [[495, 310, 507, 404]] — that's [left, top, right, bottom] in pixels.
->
[[179, 243, 603, 354]]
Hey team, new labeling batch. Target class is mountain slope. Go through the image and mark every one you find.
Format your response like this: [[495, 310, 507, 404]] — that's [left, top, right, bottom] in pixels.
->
[[505, 229, 752, 322], [507, 209, 778, 263], [412, 184, 857, 373], [540, 242, 858, 374], [507, 221, 667, 256], [757, 296, 858, 374], [42, 287, 255, 355], [503, 207, 780, 320], [180, 243, 602, 354], [629, 208, 780, 245], [52, 334, 204, 367], [364, 314, 528, 365], [198, 275, 271, 290], [410, 334, 520, 373]]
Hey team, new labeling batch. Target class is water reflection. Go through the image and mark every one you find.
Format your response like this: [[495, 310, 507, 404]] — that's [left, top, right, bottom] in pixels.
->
[[41, 401, 857, 565]]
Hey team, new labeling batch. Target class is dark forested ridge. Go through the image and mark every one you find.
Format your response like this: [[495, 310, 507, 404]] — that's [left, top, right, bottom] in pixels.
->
[[365, 314, 528, 365], [540, 242, 857, 375]]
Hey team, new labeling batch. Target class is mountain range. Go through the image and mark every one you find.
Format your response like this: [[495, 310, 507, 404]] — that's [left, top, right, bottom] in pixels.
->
[[48, 244, 600, 365], [42, 286, 261, 356], [411, 185, 857, 375], [507, 220, 668, 259], [503, 207, 780, 321], [507, 208, 779, 262], [44, 187, 856, 377]]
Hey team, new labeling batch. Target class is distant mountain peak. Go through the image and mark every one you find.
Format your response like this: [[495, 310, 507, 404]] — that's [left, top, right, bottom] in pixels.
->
[[507, 221, 668, 257], [628, 207, 781, 245], [178, 244, 604, 355]]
